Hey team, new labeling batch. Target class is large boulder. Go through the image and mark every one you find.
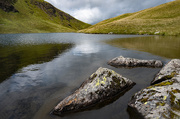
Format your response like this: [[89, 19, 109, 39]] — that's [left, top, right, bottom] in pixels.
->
[[108, 56, 163, 68], [52, 67, 135, 116], [128, 76, 180, 119], [128, 59, 180, 119], [151, 59, 180, 85]]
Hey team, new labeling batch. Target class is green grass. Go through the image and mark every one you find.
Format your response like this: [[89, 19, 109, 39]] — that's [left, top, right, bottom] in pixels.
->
[[79, 0, 180, 36], [105, 35, 180, 59], [0, 0, 90, 34]]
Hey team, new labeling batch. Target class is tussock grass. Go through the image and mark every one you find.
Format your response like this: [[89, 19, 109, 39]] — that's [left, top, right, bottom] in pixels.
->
[[0, 0, 90, 34], [79, 0, 180, 36]]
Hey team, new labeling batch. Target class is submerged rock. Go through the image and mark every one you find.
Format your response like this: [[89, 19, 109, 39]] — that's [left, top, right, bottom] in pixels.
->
[[128, 59, 180, 119], [108, 56, 163, 68], [52, 67, 135, 116], [151, 59, 180, 85]]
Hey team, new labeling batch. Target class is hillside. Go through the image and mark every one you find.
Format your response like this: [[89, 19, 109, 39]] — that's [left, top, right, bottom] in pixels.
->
[[0, 0, 90, 34], [79, 0, 180, 36]]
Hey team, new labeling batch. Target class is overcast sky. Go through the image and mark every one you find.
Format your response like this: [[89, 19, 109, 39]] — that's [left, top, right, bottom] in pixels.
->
[[45, 0, 173, 24]]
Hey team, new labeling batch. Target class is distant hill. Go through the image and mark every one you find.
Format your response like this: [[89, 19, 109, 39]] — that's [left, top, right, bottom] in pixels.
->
[[79, 0, 180, 36], [0, 0, 91, 34]]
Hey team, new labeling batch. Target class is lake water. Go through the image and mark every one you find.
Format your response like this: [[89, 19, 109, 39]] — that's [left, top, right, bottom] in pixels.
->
[[0, 33, 178, 119]]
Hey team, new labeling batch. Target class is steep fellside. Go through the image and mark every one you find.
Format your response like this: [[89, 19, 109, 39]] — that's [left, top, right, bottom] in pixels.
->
[[0, 0, 90, 34], [79, 0, 180, 36]]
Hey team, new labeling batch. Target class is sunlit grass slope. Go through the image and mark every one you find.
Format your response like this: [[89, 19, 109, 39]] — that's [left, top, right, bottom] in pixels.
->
[[80, 0, 180, 36], [0, 0, 90, 34]]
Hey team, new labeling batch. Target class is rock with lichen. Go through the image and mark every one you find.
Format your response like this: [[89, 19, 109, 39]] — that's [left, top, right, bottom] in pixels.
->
[[52, 67, 135, 116], [151, 59, 180, 85], [108, 56, 163, 68], [128, 59, 180, 119], [128, 76, 180, 119]]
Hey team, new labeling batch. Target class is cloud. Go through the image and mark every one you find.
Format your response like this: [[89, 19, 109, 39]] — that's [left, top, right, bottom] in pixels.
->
[[45, 0, 174, 24], [72, 7, 101, 24]]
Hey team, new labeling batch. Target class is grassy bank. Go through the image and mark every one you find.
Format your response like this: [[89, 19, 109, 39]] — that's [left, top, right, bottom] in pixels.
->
[[79, 0, 180, 36], [0, 0, 90, 34]]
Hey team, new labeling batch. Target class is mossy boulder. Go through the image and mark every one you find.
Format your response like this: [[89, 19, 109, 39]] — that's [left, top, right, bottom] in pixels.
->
[[108, 56, 163, 68], [151, 59, 180, 85], [128, 75, 180, 119], [52, 67, 135, 116], [128, 59, 180, 119]]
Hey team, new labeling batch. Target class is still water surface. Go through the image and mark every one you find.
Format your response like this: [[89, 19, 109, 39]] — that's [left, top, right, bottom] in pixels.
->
[[0, 33, 178, 119]]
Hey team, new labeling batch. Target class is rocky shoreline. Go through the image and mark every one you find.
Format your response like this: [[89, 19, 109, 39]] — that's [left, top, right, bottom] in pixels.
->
[[128, 59, 180, 119], [52, 56, 180, 118]]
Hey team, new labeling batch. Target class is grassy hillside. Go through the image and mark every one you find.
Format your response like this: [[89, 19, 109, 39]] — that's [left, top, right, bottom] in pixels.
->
[[79, 0, 180, 36], [0, 0, 90, 34]]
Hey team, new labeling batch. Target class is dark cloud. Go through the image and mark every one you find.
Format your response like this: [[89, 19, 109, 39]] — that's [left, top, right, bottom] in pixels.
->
[[45, 0, 174, 24]]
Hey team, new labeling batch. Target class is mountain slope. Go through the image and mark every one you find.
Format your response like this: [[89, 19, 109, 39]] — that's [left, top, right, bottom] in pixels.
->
[[0, 0, 90, 34], [79, 0, 180, 36]]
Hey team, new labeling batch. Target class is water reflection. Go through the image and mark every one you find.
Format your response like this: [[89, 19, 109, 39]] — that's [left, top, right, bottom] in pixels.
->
[[7, 64, 43, 92], [0, 43, 72, 82], [73, 41, 99, 56], [106, 36, 180, 59], [0, 33, 171, 119]]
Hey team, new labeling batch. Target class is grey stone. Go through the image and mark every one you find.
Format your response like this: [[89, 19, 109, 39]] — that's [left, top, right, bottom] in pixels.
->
[[52, 67, 135, 116], [108, 56, 163, 68], [128, 75, 180, 119], [151, 59, 180, 85], [128, 59, 180, 119]]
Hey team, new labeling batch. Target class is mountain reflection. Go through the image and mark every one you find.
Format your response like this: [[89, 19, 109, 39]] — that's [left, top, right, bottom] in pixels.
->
[[106, 36, 180, 59], [0, 43, 73, 83]]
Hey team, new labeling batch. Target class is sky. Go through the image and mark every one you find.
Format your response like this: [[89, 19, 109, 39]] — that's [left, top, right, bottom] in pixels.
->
[[45, 0, 174, 24]]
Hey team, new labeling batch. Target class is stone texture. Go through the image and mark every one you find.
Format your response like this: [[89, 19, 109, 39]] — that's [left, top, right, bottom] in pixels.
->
[[0, 0, 18, 12], [52, 67, 135, 116], [108, 56, 163, 68], [128, 76, 180, 119], [128, 59, 180, 119], [151, 59, 180, 85]]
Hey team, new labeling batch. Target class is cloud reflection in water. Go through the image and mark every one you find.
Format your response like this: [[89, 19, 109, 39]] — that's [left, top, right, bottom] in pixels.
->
[[73, 41, 99, 56]]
